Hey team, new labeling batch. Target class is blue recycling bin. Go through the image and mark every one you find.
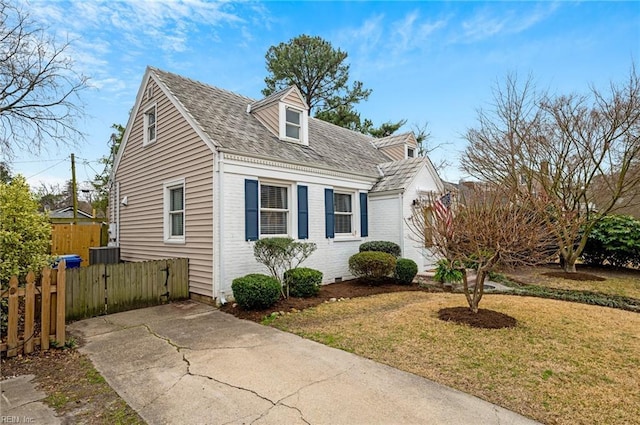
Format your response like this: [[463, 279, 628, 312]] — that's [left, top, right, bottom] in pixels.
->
[[55, 254, 83, 269]]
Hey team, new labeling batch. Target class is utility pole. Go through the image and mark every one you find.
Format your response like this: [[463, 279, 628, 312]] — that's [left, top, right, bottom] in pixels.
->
[[71, 153, 78, 224]]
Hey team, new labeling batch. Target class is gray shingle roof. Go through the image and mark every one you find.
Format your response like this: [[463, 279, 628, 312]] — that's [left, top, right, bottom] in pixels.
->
[[371, 157, 428, 193], [151, 68, 391, 177]]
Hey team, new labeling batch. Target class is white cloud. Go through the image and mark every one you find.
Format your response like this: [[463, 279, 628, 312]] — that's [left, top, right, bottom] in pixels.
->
[[457, 3, 560, 43]]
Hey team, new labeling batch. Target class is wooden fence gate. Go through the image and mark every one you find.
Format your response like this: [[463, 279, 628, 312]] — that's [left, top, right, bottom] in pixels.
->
[[62, 258, 189, 321]]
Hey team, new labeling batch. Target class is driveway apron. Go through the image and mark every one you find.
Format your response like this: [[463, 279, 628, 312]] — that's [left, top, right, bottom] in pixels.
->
[[68, 301, 540, 425]]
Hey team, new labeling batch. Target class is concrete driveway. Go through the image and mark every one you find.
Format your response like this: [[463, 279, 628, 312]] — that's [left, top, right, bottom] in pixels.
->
[[69, 301, 539, 425]]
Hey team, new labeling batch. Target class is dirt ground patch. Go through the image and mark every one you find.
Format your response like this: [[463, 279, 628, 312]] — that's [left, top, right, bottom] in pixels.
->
[[438, 307, 517, 329], [542, 271, 607, 281], [219, 277, 428, 321], [1, 347, 144, 424]]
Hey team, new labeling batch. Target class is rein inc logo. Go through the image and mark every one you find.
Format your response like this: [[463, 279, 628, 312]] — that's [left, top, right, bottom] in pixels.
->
[[1, 417, 35, 423]]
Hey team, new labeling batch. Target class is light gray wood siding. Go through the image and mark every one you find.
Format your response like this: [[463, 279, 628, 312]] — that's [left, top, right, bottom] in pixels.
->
[[380, 144, 406, 161], [253, 103, 279, 136], [115, 78, 214, 297], [283, 91, 307, 110]]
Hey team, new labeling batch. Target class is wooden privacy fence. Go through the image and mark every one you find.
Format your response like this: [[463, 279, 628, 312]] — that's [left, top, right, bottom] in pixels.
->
[[51, 223, 103, 266], [1, 262, 67, 358], [62, 258, 189, 321]]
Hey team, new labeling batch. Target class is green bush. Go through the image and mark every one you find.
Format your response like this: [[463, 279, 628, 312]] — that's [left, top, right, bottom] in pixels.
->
[[582, 215, 640, 267], [395, 258, 418, 285], [284, 267, 323, 298], [359, 240, 401, 257], [349, 251, 396, 280], [434, 259, 463, 284], [231, 274, 281, 310]]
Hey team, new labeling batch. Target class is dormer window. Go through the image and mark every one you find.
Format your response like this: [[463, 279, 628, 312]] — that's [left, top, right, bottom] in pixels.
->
[[285, 108, 301, 140], [407, 147, 415, 158], [278, 102, 308, 145]]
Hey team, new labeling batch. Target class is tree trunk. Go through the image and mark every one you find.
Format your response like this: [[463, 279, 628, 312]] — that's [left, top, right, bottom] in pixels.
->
[[563, 260, 577, 273], [560, 251, 578, 273]]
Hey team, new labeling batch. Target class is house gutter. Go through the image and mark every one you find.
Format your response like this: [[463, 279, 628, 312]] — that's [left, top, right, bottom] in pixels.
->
[[398, 192, 405, 257], [216, 147, 380, 183], [216, 151, 226, 304]]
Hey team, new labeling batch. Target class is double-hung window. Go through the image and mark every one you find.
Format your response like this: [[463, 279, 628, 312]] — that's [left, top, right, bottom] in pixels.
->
[[285, 108, 301, 140], [144, 105, 157, 145], [260, 184, 288, 235], [334, 192, 353, 234], [164, 179, 185, 243]]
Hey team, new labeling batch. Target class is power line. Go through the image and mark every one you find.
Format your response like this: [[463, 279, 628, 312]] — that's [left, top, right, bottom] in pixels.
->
[[26, 159, 68, 180]]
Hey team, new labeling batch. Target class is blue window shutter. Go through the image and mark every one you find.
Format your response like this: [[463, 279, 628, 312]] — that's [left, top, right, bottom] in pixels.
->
[[245, 179, 259, 241], [325, 188, 334, 238], [297, 185, 308, 239], [360, 192, 368, 237]]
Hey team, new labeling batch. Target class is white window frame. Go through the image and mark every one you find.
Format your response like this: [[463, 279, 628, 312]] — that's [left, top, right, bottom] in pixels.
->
[[278, 102, 309, 145], [163, 178, 185, 244], [259, 181, 291, 237], [334, 190, 355, 236], [143, 104, 157, 146], [407, 146, 415, 158]]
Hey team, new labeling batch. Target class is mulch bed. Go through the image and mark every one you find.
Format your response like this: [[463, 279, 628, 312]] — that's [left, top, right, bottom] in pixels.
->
[[542, 271, 607, 281], [219, 277, 517, 329], [438, 307, 517, 329], [219, 278, 427, 322]]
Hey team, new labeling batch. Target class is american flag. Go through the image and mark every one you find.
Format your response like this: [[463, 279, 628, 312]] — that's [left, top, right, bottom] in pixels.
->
[[434, 192, 453, 236]]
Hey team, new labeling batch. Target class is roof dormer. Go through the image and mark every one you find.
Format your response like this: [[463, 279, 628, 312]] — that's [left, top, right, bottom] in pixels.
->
[[249, 86, 309, 146], [371, 132, 418, 161]]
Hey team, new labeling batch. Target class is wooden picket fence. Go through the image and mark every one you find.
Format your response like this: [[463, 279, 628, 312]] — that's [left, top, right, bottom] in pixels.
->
[[1, 258, 189, 357], [1, 262, 67, 358], [62, 258, 189, 321]]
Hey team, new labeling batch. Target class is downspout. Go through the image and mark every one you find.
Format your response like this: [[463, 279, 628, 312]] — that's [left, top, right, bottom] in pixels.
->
[[217, 152, 226, 304], [398, 192, 405, 256], [116, 181, 121, 246]]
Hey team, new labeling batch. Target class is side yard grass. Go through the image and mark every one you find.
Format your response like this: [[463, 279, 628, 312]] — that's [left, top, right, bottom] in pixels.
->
[[271, 292, 640, 425], [504, 265, 640, 300]]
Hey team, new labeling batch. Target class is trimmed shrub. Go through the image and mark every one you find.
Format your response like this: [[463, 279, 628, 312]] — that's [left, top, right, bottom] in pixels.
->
[[349, 251, 396, 280], [231, 274, 281, 310], [434, 259, 463, 284], [582, 215, 640, 267], [284, 267, 323, 298], [359, 240, 401, 257], [395, 258, 418, 285]]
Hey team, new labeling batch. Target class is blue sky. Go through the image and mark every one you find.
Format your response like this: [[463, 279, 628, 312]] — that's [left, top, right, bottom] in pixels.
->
[[9, 0, 640, 189]]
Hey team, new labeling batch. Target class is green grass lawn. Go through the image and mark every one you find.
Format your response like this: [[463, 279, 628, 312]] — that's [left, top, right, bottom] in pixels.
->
[[272, 291, 640, 425]]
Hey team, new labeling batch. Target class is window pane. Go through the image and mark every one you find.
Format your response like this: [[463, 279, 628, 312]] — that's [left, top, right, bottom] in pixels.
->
[[407, 148, 415, 158], [261, 211, 287, 234], [148, 125, 156, 141], [148, 111, 156, 125], [261, 185, 287, 209], [170, 187, 183, 210], [335, 214, 352, 234], [170, 212, 184, 236], [286, 124, 300, 139], [334, 193, 352, 212], [286, 109, 300, 125]]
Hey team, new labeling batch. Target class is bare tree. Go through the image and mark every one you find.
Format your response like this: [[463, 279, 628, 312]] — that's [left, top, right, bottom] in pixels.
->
[[462, 67, 640, 272], [411, 121, 450, 171], [408, 187, 555, 313], [0, 1, 88, 160]]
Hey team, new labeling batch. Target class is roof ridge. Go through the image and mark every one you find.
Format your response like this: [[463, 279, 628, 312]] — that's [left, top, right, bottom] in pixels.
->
[[150, 66, 257, 103]]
